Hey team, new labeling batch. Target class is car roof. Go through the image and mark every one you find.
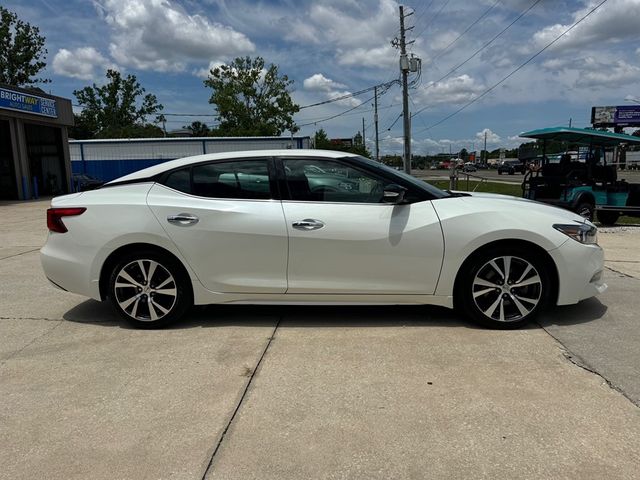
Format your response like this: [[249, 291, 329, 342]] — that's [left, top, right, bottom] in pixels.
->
[[107, 149, 358, 184]]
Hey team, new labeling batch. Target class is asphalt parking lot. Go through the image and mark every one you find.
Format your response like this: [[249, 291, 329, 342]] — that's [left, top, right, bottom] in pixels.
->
[[1, 199, 639, 480], [416, 167, 640, 185]]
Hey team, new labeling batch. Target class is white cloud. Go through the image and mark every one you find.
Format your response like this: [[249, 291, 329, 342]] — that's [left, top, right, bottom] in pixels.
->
[[283, 0, 400, 70], [531, 0, 640, 52], [415, 74, 485, 106], [575, 58, 640, 88], [302, 73, 360, 107], [541, 55, 640, 89], [193, 61, 225, 79], [476, 128, 501, 145], [303, 73, 346, 92], [96, 0, 255, 72], [52, 47, 114, 80], [307, 0, 397, 49], [337, 44, 398, 69]]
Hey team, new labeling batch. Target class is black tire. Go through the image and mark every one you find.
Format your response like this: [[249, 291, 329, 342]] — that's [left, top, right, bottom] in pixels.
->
[[108, 250, 192, 328], [597, 210, 620, 226], [575, 201, 594, 221], [457, 246, 552, 329], [508, 169, 515, 175], [498, 170, 502, 175]]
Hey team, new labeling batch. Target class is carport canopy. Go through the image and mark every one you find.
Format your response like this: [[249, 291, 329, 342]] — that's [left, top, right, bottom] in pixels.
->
[[520, 126, 640, 147]]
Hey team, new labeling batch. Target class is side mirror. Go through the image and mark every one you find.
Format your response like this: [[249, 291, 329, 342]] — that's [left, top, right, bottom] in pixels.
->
[[382, 184, 407, 204]]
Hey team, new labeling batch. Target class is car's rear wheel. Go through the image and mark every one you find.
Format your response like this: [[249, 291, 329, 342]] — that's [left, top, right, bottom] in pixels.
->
[[458, 247, 551, 329], [108, 251, 192, 328], [597, 210, 620, 226]]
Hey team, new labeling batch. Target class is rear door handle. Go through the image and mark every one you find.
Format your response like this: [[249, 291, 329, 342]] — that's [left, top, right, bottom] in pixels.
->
[[292, 219, 325, 230], [167, 213, 199, 226]]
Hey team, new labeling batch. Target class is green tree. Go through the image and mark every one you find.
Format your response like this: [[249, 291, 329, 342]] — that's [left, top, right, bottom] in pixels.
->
[[184, 120, 210, 136], [0, 6, 49, 86], [73, 69, 163, 138], [459, 148, 468, 161], [313, 128, 372, 158], [313, 128, 331, 148], [68, 113, 95, 140], [204, 56, 299, 136]]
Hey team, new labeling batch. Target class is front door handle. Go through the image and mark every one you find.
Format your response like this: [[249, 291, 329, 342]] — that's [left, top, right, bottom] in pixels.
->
[[292, 219, 325, 230], [167, 213, 199, 226]]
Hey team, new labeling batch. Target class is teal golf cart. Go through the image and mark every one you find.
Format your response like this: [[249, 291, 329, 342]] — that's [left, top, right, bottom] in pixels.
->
[[520, 127, 640, 225]]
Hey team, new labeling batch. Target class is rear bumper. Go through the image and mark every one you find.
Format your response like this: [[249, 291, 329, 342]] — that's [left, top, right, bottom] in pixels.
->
[[549, 240, 607, 306], [40, 234, 101, 300]]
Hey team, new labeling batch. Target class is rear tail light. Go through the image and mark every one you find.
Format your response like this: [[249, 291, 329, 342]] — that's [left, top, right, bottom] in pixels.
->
[[47, 207, 86, 233]]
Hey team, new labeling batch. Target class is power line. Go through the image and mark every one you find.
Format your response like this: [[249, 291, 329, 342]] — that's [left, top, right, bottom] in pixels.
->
[[297, 94, 378, 128], [413, 0, 436, 24], [73, 81, 399, 120], [412, 0, 542, 118], [298, 79, 398, 109], [161, 113, 217, 117], [296, 102, 400, 123], [412, 0, 452, 43], [428, 0, 501, 65], [296, 82, 396, 127], [72, 104, 218, 117], [386, 112, 403, 131], [413, 0, 610, 135]]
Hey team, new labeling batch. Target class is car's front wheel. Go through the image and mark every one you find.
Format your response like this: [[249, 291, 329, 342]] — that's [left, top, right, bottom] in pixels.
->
[[458, 247, 551, 329], [108, 251, 192, 328]]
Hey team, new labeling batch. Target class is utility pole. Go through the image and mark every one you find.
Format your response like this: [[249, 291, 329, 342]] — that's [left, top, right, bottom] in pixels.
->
[[483, 130, 487, 165], [362, 117, 366, 150], [374, 85, 379, 161], [399, 5, 412, 174]]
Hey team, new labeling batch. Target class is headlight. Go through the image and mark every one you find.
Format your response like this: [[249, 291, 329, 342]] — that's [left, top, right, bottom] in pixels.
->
[[553, 222, 598, 244]]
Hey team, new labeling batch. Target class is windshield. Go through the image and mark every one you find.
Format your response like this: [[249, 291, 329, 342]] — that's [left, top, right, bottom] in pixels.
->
[[347, 155, 450, 199]]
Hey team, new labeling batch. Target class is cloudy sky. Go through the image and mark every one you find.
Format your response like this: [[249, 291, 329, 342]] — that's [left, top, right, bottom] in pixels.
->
[[6, 0, 640, 154]]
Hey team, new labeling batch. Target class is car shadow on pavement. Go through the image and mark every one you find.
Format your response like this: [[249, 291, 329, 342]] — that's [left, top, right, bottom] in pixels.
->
[[537, 297, 608, 327], [63, 300, 488, 330]]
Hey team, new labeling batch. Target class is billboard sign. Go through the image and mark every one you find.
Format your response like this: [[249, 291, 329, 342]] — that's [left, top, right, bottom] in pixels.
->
[[0, 87, 58, 118], [591, 105, 640, 127]]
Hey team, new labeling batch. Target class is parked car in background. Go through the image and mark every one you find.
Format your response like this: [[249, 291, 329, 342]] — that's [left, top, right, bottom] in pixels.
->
[[497, 159, 526, 175], [462, 162, 477, 172], [42, 150, 606, 330], [72, 174, 104, 191]]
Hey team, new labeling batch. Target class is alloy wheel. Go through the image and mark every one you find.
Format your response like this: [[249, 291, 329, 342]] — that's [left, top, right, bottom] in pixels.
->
[[114, 259, 177, 322], [471, 255, 542, 323]]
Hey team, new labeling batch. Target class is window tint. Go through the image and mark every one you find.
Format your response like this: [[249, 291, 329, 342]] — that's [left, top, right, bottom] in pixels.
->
[[192, 160, 271, 199], [164, 167, 191, 193], [161, 160, 272, 199], [283, 158, 386, 203]]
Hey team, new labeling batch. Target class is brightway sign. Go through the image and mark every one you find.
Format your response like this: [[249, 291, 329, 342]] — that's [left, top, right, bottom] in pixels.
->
[[0, 87, 58, 118]]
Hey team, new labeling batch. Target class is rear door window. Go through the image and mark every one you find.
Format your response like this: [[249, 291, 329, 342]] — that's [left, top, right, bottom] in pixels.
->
[[161, 159, 272, 199]]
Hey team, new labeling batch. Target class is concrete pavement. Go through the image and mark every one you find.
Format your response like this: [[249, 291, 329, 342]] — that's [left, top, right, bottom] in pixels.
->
[[537, 227, 640, 407], [1, 199, 639, 480]]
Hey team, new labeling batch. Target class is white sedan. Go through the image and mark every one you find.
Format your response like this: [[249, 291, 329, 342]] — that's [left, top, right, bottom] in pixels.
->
[[41, 150, 606, 329]]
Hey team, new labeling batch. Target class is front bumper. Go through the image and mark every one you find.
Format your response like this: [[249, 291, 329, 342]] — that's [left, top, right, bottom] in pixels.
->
[[549, 240, 607, 306]]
